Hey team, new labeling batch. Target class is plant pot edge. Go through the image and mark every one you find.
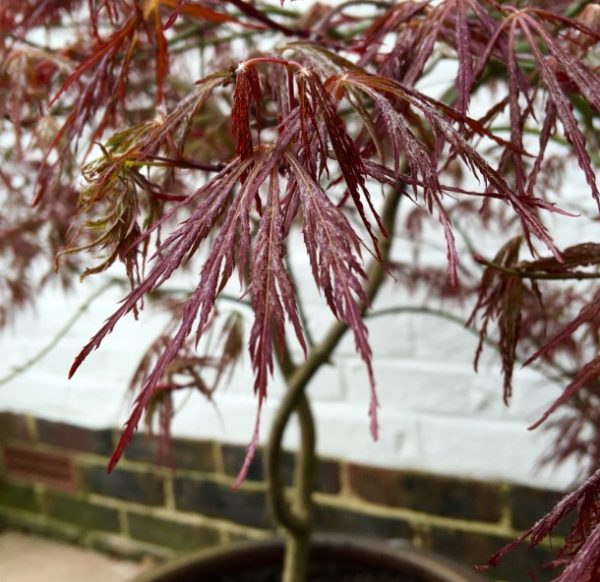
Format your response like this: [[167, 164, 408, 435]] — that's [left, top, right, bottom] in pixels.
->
[[131, 533, 489, 582]]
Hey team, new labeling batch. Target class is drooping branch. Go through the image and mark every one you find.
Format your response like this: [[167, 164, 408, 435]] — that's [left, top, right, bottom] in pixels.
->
[[367, 305, 572, 388], [0, 278, 118, 388], [474, 255, 600, 281], [225, 0, 308, 37]]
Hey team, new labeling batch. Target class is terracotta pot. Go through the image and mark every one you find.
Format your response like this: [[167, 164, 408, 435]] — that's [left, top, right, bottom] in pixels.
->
[[133, 534, 489, 581]]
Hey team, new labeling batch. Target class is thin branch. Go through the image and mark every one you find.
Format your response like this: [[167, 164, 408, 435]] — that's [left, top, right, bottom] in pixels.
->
[[167, 30, 260, 56], [0, 273, 251, 389], [0, 278, 117, 387], [311, 0, 393, 38], [268, 301, 315, 582], [490, 125, 569, 147], [225, 0, 308, 37], [142, 155, 226, 173], [280, 392, 315, 582], [366, 305, 569, 387], [105, 276, 253, 308], [474, 255, 600, 281]]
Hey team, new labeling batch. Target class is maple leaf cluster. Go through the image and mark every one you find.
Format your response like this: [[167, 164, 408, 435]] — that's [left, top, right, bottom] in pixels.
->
[[3, 1, 600, 578]]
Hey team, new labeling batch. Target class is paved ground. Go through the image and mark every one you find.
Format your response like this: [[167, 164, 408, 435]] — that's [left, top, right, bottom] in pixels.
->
[[0, 531, 150, 582]]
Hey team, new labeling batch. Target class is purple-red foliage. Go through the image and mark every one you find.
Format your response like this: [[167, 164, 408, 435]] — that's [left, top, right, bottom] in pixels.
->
[[482, 468, 600, 582], [4, 1, 600, 578], [129, 301, 244, 465]]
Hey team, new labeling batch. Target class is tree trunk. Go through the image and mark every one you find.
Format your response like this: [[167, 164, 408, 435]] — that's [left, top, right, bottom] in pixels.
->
[[266, 187, 403, 581]]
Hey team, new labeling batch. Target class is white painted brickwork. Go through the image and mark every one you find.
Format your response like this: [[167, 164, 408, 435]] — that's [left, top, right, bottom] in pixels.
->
[[0, 249, 581, 492]]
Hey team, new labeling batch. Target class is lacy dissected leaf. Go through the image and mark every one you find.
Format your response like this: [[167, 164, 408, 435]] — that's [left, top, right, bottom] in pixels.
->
[[131, 305, 244, 401], [343, 78, 459, 285], [71, 167, 147, 284], [215, 310, 246, 388], [160, 0, 240, 28], [524, 289, 600, 370], [59, 74, 228, 279], [525, 99, 558, 197], [363, 0, 501, 105], [482, 468, 600, 582], [521, 243, 600, 274], [0, 47, 69, 156], [34, 1, 239, 200], [46, 14, 141, 152], [477, 8, 600, 209], [407, 0, 493, 110], [338, 70, 559, 283], [68, 158, 251, 378], [538, 389, 600, 480], [357, 1, 429, 72], [233, 169, 308, 487], [129, 306, 243, 465], [0, 209, 47, 325], [0, 158, 80, 327], [144, 1, 170, 104], [450, 0, 477, 115], [521, 16, 600, 207], [301, 69, 384, 248], [232, 55, 386, 245], [247, 170, 306, 400], [555, 522, 600, 582], [0, 0, 83, 34], [73, 121, 298, 471], [232, 63, 263, 161], [468, 236, 524, 403], [98, 171, 252, 470], [286, 152, 378, 439], [529, 354, 600, 431]]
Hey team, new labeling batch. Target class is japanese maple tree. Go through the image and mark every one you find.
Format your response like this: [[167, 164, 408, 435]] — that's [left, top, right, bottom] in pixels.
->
[[2, 0, 600, 580]]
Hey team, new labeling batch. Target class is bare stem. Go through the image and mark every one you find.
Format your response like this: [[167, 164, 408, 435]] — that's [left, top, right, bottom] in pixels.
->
[[280, 393, 315, 581], [225, 0, 308, 37], [311, 1, 393, 37], [0, 278, 117, 387], [474, 255, 600, 281], [366, 305, 571, 386]]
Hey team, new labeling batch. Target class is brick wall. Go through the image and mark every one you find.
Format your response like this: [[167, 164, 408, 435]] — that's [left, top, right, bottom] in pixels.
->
[[0, 30, 590, 552], [0, 413, 566, 581], [0, 276, 580, 492]]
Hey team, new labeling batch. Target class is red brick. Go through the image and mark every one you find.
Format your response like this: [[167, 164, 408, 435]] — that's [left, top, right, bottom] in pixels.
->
[[3, 445, 76, 492], [123, 433, 214, 473], [348, 464, 502, 522], [0, 413, 31, 443], [174, 476, 271, 529], [80, 464, 165, 505], [36, 419, 114, 456]]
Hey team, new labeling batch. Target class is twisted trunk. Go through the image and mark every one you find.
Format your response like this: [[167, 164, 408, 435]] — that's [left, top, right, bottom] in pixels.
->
[[266, 187, 403, 582]]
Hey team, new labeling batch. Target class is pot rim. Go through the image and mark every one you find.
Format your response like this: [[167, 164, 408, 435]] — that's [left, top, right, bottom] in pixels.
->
[[132, 533, 489, 582]]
